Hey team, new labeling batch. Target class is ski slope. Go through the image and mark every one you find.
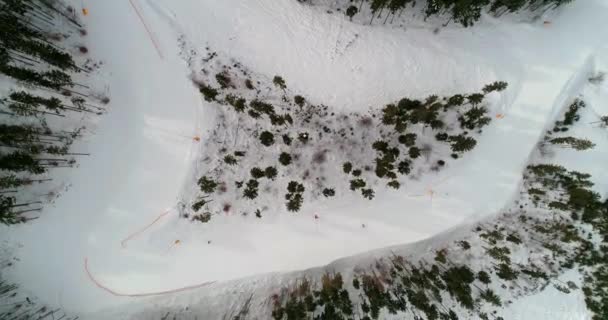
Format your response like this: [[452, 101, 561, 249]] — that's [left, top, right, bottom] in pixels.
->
[[1, 0, 607, 316]]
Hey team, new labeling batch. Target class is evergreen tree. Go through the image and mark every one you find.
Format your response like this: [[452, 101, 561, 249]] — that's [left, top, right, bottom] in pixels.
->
[[449, 135, 477, 153], [243, 179, 259, 199], [549, 136, 595, 151], [251, 167, 265, 179], [265, 166, 278, 180], [197, 176, 217, 193], [279, 152, 292, 166], [259, 131, 275, 146], [346, 5, 359, 20], [480, 288, 502, 307], [273, 76, 287, 90]]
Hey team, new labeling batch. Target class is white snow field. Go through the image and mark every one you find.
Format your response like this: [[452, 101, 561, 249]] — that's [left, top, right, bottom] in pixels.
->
[[1, 0, 608, 317]]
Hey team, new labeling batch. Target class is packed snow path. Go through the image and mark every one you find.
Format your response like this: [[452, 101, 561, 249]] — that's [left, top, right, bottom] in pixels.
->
[[2, 0, 607, 315]]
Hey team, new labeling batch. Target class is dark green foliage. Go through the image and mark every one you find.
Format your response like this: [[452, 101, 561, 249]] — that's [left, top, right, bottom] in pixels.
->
[[294, 95, 305, 107], [225, 94, 247, 112], [549, 136, 595, 151], [441, 266, 475, 310], [458, 240, 471, 250], [286, 181, 305, 212], [8, 91, 63, 114], [467, 93, 484, 106], [397, 160, 411, 175], [352, 169, 362, 177], [459, 106, 491, 130], [197, 176, 218, 193], [361, 188, 375, 200], [398, 133, 417, 147], [387, 180, 400, 189], [408, 146, 421, 159], [287, 181, 305, 193], [480, 289, 502, 307], [0, 152, 44, 174], [243, 179, 259, 199], [486, 246, 511, 263], [343, 162, 353, 174], [477, 270, 491, 285], [273, 76, 287, 90], [282, 134, 293, 145], [482, 81, 508, 93], [346, 5, 358, 20], [260, 131, 275, 146], [495, 263, 519, 281], [449, 135, 477, 153], [192, 198, 209, 212], [215, 71, 232, 89], [447, 95, 465, 107], [506, 233, 522, 244], [435, 132, 448, 141], [200, 84, 219, 102], [250, 100, 276, 115], [323, 188, 335, 197], [251, 167, 265, 179], [350, 179, 366, 191], [265, 166, 278, 180], [192, 212, 212, 223], [279, 152, 292, 166], [245, 79, 255, 90], [224, 154, 238, 165]]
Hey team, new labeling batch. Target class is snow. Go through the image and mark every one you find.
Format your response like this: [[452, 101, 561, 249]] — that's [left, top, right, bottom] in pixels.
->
[[0, 0, 607, 317]]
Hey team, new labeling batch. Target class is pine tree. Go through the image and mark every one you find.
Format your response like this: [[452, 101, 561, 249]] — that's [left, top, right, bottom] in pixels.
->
[[449, 135, 477, 153], [259, 131, 275, 146], [197, 176, 218, 193], [480, 288, 502, 307], [265, 166, 278, 180], [346, 5, 359, 20], [549, 136, 595, 151], [279, 152, 292, 166], [273, 76, 287, 90]]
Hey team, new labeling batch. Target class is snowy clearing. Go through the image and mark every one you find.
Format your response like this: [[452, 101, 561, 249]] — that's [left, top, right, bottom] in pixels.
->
[[0, 0, 607, 318]]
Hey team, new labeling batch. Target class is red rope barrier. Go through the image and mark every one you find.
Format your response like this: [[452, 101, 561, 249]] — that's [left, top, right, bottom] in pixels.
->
[[129, 0, 164, 60], [120, 209, 171, 248], [84, 258, 215, 297]]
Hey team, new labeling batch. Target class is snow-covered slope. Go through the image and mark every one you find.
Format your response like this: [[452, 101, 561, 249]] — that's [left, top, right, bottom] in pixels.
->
[[1, 0, 607, 318]]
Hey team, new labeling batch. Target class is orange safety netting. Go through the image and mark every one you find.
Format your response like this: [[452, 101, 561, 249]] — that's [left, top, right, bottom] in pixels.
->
[[84, 258, 215, 297], [128, 0, 164, 59], [120, 209, 171, 248]]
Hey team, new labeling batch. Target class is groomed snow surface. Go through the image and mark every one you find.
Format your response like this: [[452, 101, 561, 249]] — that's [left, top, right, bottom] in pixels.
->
[[1, 0, 608, 318]]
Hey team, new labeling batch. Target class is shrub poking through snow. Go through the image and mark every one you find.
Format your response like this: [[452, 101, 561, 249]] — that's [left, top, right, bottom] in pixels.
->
[[482, 81, 508, 93], [200, 84, 219, 101], [323, 188, 335, 197], [346, 5, 358, 20], [259, 131, 275, 146], [243, 179, 259, 200], [548, 136, 595, 151], [250, 167, 265, 179], [265, 166, 278, 180], [279, 152, 292, 166], [285, 181, 305, 212], [343, 162, 353, 174], [273, 75, 287, 90], [294, 95, 305, 107], [198, 176, 218, 193], [350, 179, 366, 191], [449, 135, 477, 153], [215, 71, 232, 89], [224, 155, 238, 165]]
